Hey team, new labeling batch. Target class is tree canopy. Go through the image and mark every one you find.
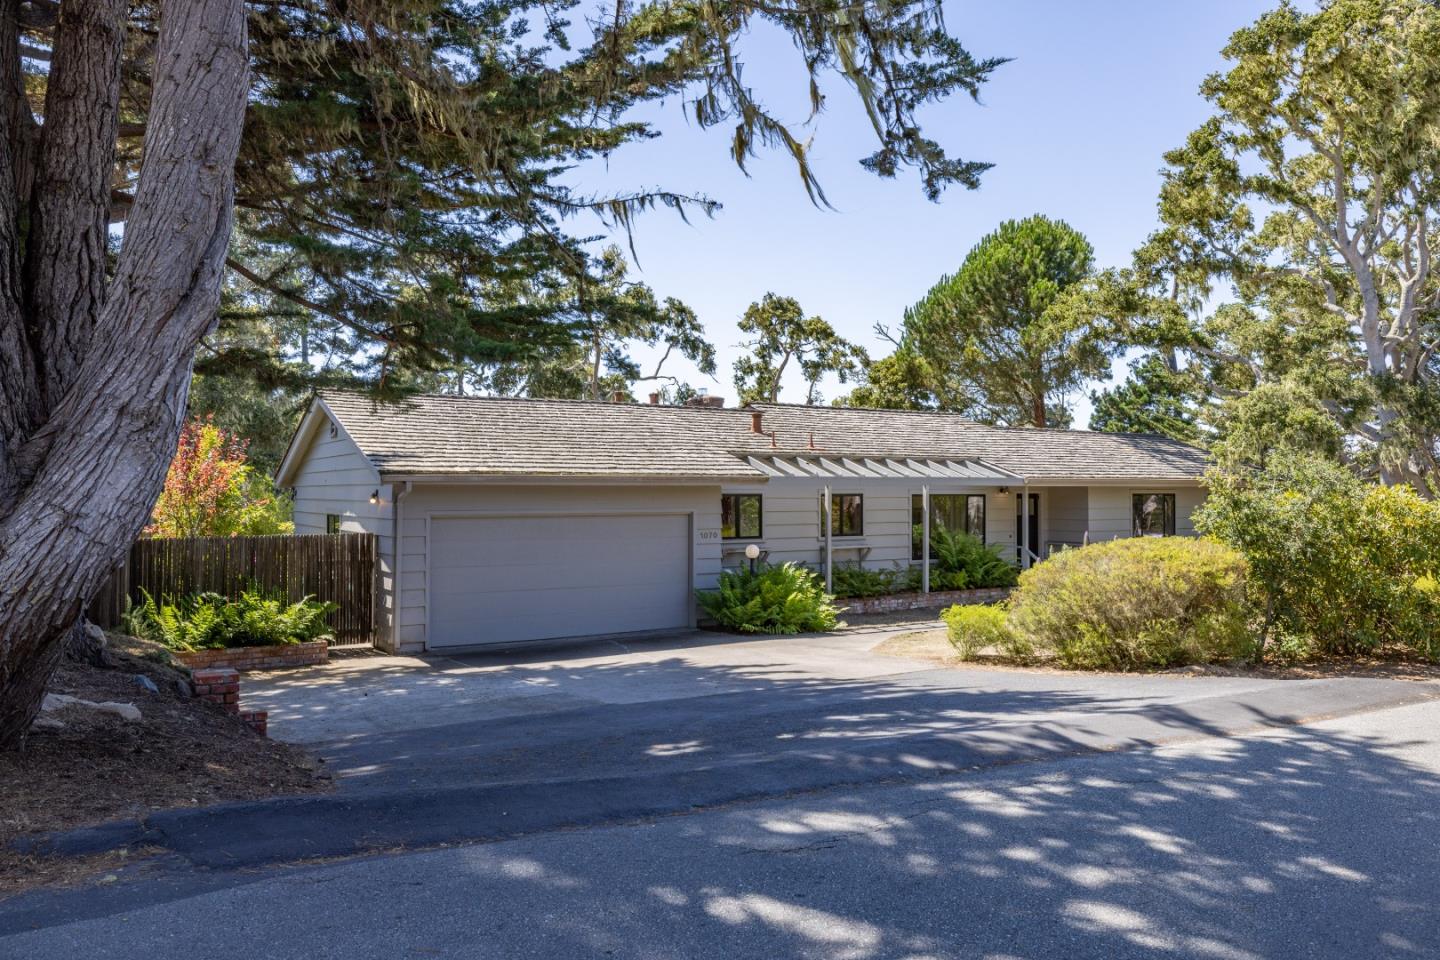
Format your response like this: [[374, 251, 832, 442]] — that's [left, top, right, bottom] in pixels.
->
[[733, 294, 869, 404], [176, 0, 1008, 406], [1070, 0, 1440, 493], [901, 215, 1106, 427]]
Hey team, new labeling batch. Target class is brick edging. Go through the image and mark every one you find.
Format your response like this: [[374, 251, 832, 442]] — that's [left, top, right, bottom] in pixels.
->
[[840, 587, 1011, 615], [175, 639, 328, 673]]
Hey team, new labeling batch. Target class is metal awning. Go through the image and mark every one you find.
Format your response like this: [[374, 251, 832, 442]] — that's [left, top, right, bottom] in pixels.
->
[[737, 453, 1022, 482]]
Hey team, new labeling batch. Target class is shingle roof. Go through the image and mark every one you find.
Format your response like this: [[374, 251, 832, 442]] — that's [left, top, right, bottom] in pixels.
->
[[311, 391, 1209, 483]]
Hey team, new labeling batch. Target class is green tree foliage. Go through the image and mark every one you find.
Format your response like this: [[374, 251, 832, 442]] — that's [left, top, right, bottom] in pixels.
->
[[1076, 0, 1440, 493], [184, 0, 1007, 401], [903, 215, 1108, 427], [1195, 456, 1440, 661], [1090, 353, 1203, 442], [838, 346, 947, 410], [469, 247, 713, 401], [733, 294, 869, 404]]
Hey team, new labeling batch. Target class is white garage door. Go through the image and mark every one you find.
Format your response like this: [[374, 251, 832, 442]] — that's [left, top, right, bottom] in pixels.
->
[[427, 514, 692, 649]]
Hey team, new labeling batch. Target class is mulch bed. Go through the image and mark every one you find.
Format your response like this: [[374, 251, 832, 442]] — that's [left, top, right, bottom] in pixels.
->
[[0, 636, 330, 896]]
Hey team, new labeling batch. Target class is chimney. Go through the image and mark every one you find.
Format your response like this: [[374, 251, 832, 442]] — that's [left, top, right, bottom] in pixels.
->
[[648, 392, 661, 405], [611, 390, 629, 403], [686, 395, 725, 408], [751, 411, 764, 434]]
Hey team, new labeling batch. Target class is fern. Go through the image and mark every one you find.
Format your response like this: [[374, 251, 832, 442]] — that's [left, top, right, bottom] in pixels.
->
[[697, 563, 842, 634]]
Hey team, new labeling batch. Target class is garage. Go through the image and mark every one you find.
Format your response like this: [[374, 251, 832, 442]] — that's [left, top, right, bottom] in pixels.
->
[[426, 513, 694, 648]]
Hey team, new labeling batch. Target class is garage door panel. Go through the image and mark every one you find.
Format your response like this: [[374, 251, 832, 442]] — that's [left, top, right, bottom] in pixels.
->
[[428, 514, 691, 648]]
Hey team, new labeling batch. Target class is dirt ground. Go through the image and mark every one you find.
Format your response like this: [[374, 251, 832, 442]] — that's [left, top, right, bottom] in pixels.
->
[[0, 637, 330, 896], [874, 627, 1440, 681]]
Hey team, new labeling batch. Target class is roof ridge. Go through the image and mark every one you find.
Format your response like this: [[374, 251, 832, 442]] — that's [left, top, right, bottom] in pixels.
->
[[754, 402, 1188, 444], [318, 388, 744, 413]]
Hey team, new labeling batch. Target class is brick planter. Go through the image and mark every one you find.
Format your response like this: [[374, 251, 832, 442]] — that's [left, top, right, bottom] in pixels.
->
[[191, 668, 241, 715], [176, 639, 328, 673], [840, 586, 1011, 615]]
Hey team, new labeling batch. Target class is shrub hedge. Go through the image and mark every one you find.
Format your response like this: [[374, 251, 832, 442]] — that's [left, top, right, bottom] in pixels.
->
[[1003, 537, 1253, 670], [1195, 457, 1440, 661]]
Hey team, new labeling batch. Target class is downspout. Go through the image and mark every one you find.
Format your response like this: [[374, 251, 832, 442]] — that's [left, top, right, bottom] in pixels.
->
[[823, 483, 833, 594], [921, 484, 930, 594], [388, 480, 413, 652]]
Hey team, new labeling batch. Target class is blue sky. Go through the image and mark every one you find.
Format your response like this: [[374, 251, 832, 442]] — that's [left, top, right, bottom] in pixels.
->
[[570, 1, 1279, 424]]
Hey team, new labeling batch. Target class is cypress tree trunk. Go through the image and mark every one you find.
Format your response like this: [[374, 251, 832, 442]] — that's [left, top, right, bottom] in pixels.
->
[[0, 0, 248, 748]]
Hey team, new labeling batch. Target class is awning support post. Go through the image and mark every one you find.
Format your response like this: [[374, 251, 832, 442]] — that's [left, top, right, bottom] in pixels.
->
[[921, 484, 930, 594], [823, 483, 833, 594], [1021, 482, 1032, 571]]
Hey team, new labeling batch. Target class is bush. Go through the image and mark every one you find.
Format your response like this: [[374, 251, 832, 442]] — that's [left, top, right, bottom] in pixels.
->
[[831, 563, 901, 598], [1195, 456, 1440, 660], [1004, 537, 1253, 670], [942, 604, 1015, 660], [123, 588, 335, 652], [696, 563, 843, 634], [929, 526, 1019, 589]]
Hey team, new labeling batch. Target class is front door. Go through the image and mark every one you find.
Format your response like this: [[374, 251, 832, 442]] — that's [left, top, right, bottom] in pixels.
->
[[1015, 493, 1040, 562]]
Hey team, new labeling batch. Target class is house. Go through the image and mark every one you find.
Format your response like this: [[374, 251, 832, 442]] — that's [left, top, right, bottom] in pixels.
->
[[276, 391, 1210, 653]]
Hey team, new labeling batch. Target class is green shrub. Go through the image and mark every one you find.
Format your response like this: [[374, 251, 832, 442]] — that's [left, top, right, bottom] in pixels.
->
[[942, 604, 1014, 660], [929, 526, 1019, 589], [1004, 537, 1253, 670], [123, 588, 336, 652], [831, 563, 901, 598], [1195, 456, 1440, 660], [696, 563, 843, 634]]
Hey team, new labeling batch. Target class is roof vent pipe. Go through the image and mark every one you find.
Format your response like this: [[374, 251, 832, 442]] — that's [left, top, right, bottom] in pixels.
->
[[771, 431, 778, 448], [751, 411, 764, 434], [808, 433, 816, 450]]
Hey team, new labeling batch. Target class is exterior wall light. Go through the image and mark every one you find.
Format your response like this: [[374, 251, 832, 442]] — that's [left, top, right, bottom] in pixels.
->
[[369, 489, 380, 505]]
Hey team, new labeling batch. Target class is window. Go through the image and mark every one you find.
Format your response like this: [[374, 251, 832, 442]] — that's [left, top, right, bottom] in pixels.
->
[[326, 514, 341, 535], [721, 493, 763, 539], [823, 493, 864, 537], [1132, 493, 1176, 537], [911, 494, 987, 559]]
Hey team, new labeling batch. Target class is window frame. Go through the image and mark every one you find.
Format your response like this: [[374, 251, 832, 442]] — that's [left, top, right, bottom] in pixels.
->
[[825, 493, 865, 538], [1132, 493, 1176, 537], [721, 493, 764, 540], [910, 493, 987, 560]]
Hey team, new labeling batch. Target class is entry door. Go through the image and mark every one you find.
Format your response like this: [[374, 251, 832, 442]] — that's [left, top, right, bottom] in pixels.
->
[[1015, 493, 1040, 560]]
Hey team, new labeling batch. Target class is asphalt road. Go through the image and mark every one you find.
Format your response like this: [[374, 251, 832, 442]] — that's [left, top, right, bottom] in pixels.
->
[[5, 632, 1440, 959], [5, 696, 1440, 959]]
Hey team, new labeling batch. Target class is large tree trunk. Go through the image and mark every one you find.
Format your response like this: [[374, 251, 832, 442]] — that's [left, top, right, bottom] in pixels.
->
[[0, 0, 248, 748]]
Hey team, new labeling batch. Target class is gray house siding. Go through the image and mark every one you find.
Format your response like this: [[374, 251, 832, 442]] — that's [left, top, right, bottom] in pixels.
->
[[288, 417, 399, 647], [717, 480, 1205, 576], [1088, 485, 1205, 541]]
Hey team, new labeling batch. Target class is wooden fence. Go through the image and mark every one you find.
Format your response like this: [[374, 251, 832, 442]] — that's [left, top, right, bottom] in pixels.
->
[[88, 533, 378, 645]]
